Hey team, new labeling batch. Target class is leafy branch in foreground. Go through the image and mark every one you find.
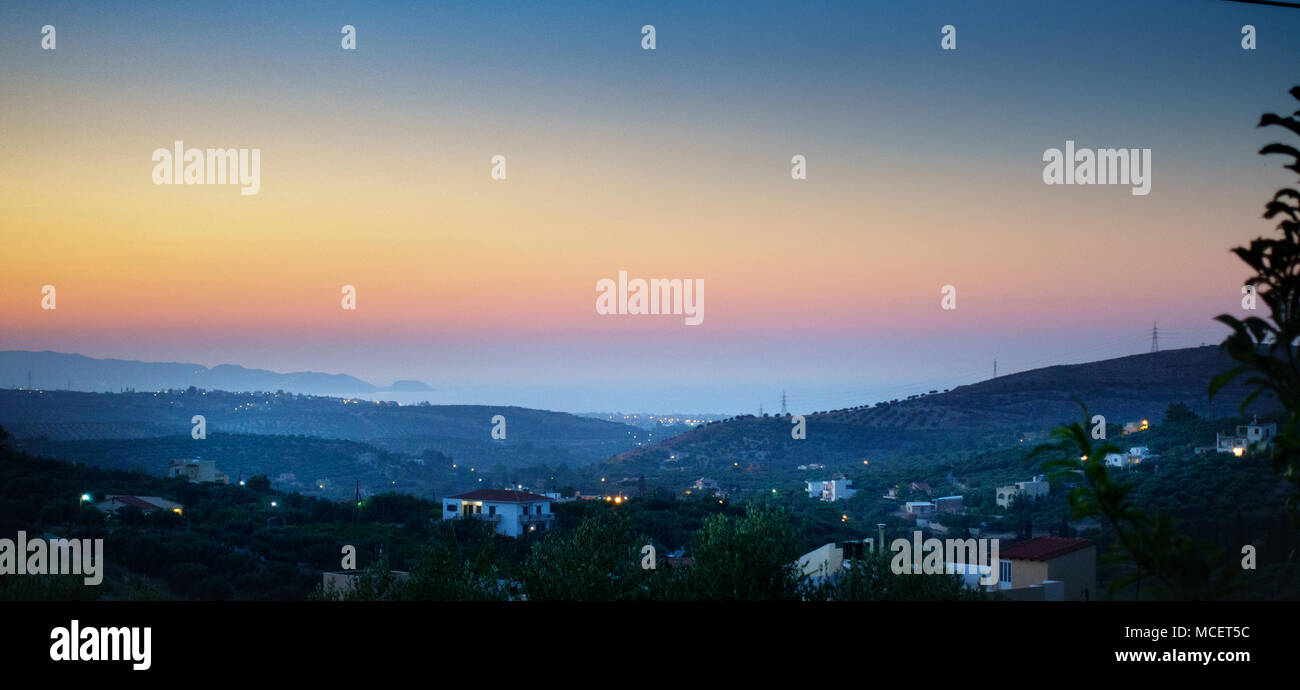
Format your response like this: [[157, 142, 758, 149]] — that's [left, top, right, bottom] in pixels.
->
[[1213, 85, 1300, 513], [1028, 411, 1238, 600]]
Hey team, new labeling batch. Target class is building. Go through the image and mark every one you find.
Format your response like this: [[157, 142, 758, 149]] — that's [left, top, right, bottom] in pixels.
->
[[904, 501, 935, 517], [798, 542, 846, 580], [441, 489, 555, 538], [692, 478, 722, 495], [1122, 420, 1149, 435], [167, 458, 229, 484], [806, 478, 856, 502], [996, 475, 1049, 508], [797, 538, 877, 587], [997, 537, 1096, 601], [1105, 446, 1153, 468], [1240, 417, 1277, 443], [93, 495, 184, 516], [1216, 417, 1277, 455], [934, 495, 964, 514]]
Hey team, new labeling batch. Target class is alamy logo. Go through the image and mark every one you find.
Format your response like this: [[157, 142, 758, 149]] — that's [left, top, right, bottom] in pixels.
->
[[0, 531, 103, 585], [1042, 140, 1151, 196], [50, 620, 151, 671], [151, 140, 261, 195], [890, 531, 1000, 586], [596, 270, 704, 325]]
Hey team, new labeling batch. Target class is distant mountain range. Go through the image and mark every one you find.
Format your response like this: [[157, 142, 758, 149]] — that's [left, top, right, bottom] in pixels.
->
[[0, 350, 431, 395]]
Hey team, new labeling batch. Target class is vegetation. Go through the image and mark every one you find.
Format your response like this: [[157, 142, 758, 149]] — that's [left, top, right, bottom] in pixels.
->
[[1214, 85, 1300, 514]]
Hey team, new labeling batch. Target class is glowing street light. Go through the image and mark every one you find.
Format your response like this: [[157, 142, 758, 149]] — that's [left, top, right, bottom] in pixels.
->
[[80, 493, 91, 503]]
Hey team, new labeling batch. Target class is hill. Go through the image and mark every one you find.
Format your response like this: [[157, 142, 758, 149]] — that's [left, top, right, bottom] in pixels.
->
[[0, 388, 642, 471], [605, 346, 1278, 478], [0, 350, 430, 395]]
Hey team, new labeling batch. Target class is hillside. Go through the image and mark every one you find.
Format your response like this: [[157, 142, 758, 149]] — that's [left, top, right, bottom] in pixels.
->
[[0, 388, 642, 470], [0, 350, 431, 395], [605, 346, 1278, 477]]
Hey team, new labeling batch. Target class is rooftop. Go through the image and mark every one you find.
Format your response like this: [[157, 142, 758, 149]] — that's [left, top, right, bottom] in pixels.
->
[[1000, 537, 1093, 562], [446, 489, 554, 503]]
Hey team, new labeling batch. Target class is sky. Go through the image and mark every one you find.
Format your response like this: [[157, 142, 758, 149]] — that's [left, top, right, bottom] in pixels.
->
[[2, 1, 1300, 414]]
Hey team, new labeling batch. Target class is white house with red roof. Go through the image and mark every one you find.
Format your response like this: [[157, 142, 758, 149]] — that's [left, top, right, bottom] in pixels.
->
[[441, 489, 555, 537]]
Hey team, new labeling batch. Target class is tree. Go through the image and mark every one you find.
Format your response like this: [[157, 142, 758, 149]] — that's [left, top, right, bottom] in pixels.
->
[[522, 512, 655, 601], [1163, 402, 1199, 424], [1213, 85, 1300, 514], [404, 523, 516, 601], [245, 475, 271, 491], [670, 504, 803, 601], [1029, 410, 1239, 600]]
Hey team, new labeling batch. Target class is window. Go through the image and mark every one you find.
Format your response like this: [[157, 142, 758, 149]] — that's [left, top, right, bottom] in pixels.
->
[[446, 504, 456, 512], [999, 560, 1012, 585], [536, 505, 543, 515], [488, 505, 496, 516]]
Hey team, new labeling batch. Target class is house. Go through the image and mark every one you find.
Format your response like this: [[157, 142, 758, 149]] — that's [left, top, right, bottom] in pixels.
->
[[904, 501, 935, 517], [1122, 420, 1149, 435], [93, 495, 184, 516], [934, 495, 963, 514], [996, 537, 1096, 601], [441, 489, 555, 538], [799, 543, 845, 580], [167, 458, 229, 484], [996, 475, 1049, 508], [797, 538, 878, 586], [1216, 417, 1277, 455], [1105, 446, 1154, 468], [1240, 417, 1277, 443], [692, 478, 722, 495], [806, 478, 856, 502]]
